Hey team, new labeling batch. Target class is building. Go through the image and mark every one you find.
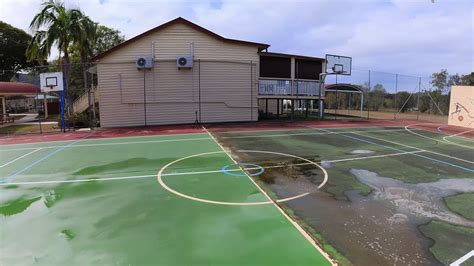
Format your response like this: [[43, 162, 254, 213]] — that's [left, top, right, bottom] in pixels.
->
[[0, 82, 40, 115], [93, 17, 325, 127], [448, 86, 474, 129]]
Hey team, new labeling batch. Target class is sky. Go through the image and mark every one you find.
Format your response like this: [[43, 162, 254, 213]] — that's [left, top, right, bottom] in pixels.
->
[[0, 0, 473, 80]]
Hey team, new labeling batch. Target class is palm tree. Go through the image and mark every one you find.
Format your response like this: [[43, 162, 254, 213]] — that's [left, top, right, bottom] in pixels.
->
[[26, 0, 95, 104]]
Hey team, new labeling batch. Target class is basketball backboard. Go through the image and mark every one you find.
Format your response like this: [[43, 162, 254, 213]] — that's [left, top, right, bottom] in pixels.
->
[[325, 54, 352, 75], [40, 72, 64, 92]]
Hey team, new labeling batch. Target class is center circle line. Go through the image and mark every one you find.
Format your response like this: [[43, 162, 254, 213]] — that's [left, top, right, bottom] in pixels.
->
[[156, 150, 328, 206]]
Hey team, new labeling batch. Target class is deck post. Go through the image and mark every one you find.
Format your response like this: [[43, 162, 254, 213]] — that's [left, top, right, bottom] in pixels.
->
[[319, 99, 324, 119], [291, 99, 294, 120], [1, 97, 6, 115], [277, 99, 280, 117], [305, 100, 309, 118], [265, 98, 268, 115]]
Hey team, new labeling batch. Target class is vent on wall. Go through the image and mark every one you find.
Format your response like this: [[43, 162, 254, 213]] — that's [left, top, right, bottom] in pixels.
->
[[136, 56, 154, 70], [177, 55, 193, 69]]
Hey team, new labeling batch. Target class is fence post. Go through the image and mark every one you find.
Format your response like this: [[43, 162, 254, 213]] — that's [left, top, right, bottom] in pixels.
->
[[416, 77, 421, 120], [198, 59, 201, 123], [367, 70, 371, 120], [394, 74, 398, 120], [334, 88, 338, 120], [143, 70, 147, 126], [250, 60, 253, 121]]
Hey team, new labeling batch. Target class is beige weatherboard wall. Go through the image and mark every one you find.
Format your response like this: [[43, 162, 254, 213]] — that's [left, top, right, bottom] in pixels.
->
[[94, 17, 266, 127], [448, 86, 474, 129]]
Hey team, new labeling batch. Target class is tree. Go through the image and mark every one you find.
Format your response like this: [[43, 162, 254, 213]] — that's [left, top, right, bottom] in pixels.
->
[[430, 69, 449, 93], [461, 72, 474, 85], [27, 0, 93, 92], [0, 21, 34, 81], [91, 25, 125, 57], [395, 91, 412, 112], [448, 73, 462, 87], [370, 84, 386, 111]]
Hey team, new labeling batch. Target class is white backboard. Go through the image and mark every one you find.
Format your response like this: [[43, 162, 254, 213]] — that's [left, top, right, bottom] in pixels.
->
[[325, 54, 352, 75], [40, 72, 64, 92]]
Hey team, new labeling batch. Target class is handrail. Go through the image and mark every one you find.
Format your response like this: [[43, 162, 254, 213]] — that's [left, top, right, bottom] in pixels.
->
[[259, 79, 321, 96], [71, 88, 99, 113]]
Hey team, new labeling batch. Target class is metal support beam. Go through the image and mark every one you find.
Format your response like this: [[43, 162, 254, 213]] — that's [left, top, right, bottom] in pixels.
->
[[43, 93, 48, 119]]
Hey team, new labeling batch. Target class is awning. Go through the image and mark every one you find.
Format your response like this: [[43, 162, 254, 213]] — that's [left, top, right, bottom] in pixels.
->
[[325, 83, 364, 93], [0, 82, 40, 96]]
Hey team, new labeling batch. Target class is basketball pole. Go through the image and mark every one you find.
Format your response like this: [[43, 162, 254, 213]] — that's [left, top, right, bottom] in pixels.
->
[[60, 77, 66, 132]]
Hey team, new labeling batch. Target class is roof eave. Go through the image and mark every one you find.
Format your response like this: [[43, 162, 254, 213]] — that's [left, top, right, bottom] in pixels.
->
[[92, 17, 270, 62]]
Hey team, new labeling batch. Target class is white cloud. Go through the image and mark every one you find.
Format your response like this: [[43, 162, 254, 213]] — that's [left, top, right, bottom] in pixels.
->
[[0, 0, 472, 76]]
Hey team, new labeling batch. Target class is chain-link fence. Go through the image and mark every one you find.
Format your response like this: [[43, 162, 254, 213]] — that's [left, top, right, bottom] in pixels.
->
[[324, 69, 448, 123], [0, 63, 98, 135], [1, 62, 450, 135]]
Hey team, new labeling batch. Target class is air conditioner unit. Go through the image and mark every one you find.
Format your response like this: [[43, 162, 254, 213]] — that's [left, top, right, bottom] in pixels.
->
[[176, 55, 193, 69], [136, 56, 154, 70]]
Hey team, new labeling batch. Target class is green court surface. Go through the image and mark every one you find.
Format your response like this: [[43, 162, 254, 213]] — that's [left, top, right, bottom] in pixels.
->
[[1, 125, 473, 265], [0, 132, 331, 265], [215, 125, 474, 265]]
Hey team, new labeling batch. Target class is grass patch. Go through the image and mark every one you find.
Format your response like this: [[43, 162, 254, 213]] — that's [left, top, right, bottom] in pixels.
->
[[0, 196, 41, 216], [61, 229, 76, 240], [0, 124, 59, 134], [3, 184, 19, 189], [38, 114, 60, 122], [444, 193, 474, 220], [419, 220, 474, 265]]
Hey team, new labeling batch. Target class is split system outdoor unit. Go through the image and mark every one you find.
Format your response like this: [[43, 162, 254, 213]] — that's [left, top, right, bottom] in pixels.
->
[[176, 55, 193, 69], [136, 56, 154, 70]]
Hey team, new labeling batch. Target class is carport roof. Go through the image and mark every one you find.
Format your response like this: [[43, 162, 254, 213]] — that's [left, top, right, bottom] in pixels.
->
[[0, 82, 40, 96]]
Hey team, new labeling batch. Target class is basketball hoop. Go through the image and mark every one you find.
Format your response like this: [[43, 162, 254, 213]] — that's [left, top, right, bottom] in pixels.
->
[[326, 55, 352, 76], [40, 72, 63, 92]]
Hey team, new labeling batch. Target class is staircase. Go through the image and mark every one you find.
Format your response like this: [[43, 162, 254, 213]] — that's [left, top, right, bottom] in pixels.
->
[[72, 89, 99, 114]]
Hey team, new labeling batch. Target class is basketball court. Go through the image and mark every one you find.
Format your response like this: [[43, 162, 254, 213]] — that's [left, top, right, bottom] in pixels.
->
[[2, 53, 473, 265], [1, 120, 473, 265]]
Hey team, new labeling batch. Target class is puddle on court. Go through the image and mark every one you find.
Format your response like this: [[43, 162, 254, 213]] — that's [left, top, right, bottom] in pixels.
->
[[262, 166, 449, 265], [235, 156, 472, 266]]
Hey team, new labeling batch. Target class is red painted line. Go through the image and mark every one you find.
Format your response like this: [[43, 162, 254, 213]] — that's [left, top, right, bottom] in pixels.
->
[[0, 124, 204, 145], [3, 119, 465, 145]]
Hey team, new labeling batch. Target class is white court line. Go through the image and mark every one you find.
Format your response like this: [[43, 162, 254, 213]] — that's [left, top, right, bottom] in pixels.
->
[[437, 125, 449, 132], [353, 132, 474, 164], [0, 169, 243, 186], [222, 125, 402, 134], [203, 127, 336, 265], [0, 150, 423, 186], [326, 150, 424, 163], [223, 128, 411, 139], [425, 125, 474, 142], [0, 137, 212, 152], [443, 129, 474, 149], [239, 150, 424, 171], [405, 124, 474, 150], [450, 250, 474, 266], [0, 174, 157, 185], [0, 131, 208, 148], [0, 148, 42, 168], [156, 150, 328, 205]]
